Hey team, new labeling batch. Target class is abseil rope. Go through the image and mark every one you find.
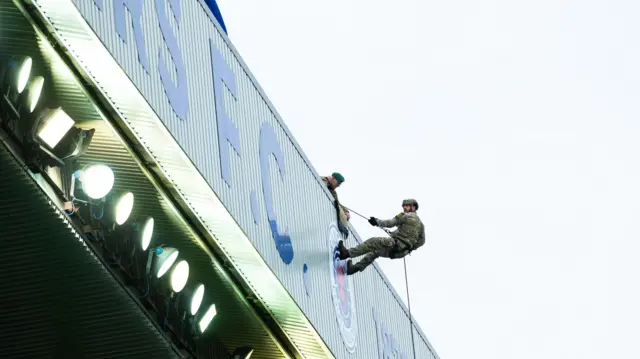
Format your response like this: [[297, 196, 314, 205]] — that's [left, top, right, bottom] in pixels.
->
[[404, 256, 417, 359], [342, 205, 368, 221], [343, 204, 417, 358]]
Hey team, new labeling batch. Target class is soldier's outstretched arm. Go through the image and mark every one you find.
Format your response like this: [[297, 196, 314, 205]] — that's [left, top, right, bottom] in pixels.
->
[[377, 214, 405, 228]]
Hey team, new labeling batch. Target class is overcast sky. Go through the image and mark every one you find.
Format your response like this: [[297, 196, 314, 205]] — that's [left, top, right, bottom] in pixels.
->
[[216, 1, 640, 358]]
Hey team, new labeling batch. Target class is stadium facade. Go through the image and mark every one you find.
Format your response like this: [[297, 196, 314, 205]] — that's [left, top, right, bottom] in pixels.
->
[[0, 1, 440, 358]]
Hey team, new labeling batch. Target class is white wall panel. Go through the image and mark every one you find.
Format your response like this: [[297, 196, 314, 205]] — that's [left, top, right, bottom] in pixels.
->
[[27, 0, 440, 357]]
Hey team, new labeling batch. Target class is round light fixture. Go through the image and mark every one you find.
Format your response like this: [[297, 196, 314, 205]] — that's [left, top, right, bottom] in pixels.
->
[[17, 57, 32, 94], [27, 76, 44, 113], [156, 248, 179, 278], [115, 192, 134, 225], [190, 284, 205, 315], [81, 165, 114, 199], [140, 217, 154, 251], [170, 260, 189, 293]]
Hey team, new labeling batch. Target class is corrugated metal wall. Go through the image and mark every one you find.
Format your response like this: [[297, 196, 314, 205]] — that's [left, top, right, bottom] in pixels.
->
[[0, 1, 293, 356], [25, 0, 440, 358], [0, 141, 181, 359]]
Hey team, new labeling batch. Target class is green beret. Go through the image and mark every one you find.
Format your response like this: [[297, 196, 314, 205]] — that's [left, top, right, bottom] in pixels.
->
[[332, 172, 345, 184]]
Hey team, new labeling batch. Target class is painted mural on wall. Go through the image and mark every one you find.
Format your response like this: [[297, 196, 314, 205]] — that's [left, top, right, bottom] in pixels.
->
[[374, 309, 410, 359], [328, 223, 358, 352]]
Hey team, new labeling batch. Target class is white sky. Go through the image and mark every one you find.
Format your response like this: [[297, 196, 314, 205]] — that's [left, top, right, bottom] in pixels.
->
[[216, 1, 640, 358]]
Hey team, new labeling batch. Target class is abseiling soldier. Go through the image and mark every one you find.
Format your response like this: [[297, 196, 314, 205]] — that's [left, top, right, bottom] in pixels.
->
[[337, 199, 425, 275]]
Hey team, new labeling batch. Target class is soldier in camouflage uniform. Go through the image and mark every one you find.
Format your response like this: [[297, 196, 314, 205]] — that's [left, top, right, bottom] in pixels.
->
[[322, 172, 351, 237], [337, 199, 425, 275]]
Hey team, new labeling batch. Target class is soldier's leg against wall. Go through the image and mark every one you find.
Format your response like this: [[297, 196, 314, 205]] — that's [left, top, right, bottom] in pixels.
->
[[352, 252, 379, 272], [351, 242, 399, 273], [348, 237, 396, 258], [338, 206, 349, 229]]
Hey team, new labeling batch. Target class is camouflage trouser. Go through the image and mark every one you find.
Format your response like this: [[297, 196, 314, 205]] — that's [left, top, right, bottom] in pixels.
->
[[349, 237, 403, 272]]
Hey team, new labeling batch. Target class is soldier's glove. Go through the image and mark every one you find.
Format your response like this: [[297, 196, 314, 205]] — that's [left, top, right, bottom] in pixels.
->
[[368, 217, 378, 226]]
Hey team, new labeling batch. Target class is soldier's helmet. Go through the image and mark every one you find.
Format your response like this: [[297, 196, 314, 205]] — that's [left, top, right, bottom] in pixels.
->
[[402, 199, 419, 210]]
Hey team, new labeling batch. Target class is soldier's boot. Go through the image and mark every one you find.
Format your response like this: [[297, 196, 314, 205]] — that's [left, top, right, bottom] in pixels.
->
[[337, 240, 350, 260], [346, 260, 360, 276]]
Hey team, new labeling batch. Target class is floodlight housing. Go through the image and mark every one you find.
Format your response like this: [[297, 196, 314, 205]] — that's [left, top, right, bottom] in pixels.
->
[[119, 215, 153, 251], [93, 192, 137, 236], [1, 56, 32, 96], [53, 127, 94, 161], [177, 282, 205, 320]]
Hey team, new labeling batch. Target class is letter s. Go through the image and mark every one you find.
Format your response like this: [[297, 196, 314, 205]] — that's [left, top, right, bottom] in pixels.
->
[[155, 0, 189, 120]]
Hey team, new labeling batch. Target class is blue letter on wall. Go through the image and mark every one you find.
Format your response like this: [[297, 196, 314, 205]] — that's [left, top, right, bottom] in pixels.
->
[[373, 309, 409, 359], [113, 0, 149, 73], [211, 40, 241, 186], [260, 123, 294, 264], [155, 0, 189, 121]]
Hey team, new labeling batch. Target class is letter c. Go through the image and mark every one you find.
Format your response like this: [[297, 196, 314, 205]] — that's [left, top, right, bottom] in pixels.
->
[[259, 122, 294, 264]]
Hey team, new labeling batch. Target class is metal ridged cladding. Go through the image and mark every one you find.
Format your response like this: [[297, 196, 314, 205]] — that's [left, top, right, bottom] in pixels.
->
[[0, 143, 180, 359], [77, 121, 288, 359], [0, 2, 291, 358], [33, 1, 333, 356], [23, 0, 440, 358]]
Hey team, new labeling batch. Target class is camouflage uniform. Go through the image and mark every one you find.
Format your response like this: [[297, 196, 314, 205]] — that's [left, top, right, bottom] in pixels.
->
[[348, 212, 425, 272], [322, 176, 350, 230]]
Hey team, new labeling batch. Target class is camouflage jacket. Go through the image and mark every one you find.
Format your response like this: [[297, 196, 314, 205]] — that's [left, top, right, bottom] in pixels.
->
[[377, 212, 425, 250], [322, 177, 350, 215]]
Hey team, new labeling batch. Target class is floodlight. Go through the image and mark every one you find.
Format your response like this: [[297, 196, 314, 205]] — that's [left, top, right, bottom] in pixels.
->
[[120, 216, 153, 251], [93, 192, 136, 234], [170, 260, 189, 293], [198, 304, 217, 334], [176, 282, 205, 321], [27, 76, 44, 113], [233, 347, 254, 359], [146, 246, 179, 279], [101, 214, 155, 279], [16, 57, 32, 94], [190, 284, 205, 315], [36, 108, 75, 149], [78, 164, 114, 199], [115, 192, 134, 225], [140, 216, 154, 250]]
